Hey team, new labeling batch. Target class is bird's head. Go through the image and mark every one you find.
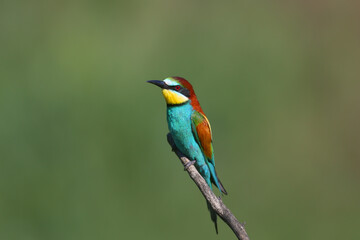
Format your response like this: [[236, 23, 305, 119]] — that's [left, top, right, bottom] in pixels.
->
[[147, 77, 196, 105]]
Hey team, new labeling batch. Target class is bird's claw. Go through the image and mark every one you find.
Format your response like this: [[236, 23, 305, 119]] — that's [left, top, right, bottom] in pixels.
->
[[184, 160, 196, 170]]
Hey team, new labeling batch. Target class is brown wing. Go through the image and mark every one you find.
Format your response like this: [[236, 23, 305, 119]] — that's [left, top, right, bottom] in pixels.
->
[[191, 111, 213, 159]]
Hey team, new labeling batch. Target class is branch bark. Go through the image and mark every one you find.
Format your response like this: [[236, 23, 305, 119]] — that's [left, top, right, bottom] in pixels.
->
[[167, 133, 250, 240]]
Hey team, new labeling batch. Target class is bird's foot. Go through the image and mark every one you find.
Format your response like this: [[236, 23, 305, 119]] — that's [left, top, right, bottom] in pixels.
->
[[184, 160, 196, 171]]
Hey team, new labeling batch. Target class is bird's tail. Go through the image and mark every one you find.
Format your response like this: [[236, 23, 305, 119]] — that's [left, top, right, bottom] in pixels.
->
[[208, 163, 228, 195], [214, 173, 228, 195], [207, 200, 218, 234]]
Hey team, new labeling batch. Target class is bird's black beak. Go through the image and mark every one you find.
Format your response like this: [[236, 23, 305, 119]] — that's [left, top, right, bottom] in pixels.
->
[[147, 80, 167, 89]]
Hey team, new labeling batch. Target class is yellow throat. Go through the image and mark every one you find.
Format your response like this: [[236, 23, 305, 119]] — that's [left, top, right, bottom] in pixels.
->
[[162, 89, 189, 105]]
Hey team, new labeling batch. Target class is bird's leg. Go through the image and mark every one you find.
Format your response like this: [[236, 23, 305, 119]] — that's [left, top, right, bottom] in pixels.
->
[[184, 160, 196, 170]]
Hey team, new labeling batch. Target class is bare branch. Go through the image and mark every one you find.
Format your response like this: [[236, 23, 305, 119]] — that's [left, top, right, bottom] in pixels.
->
[[167, 133, 250, 240]]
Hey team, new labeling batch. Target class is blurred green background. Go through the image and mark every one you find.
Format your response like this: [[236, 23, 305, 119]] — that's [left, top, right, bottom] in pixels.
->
[[1, 1, 359, 239]]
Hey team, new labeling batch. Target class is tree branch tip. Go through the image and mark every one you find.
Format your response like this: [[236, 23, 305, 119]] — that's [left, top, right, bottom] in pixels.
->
[[166, 132, 250, 240]]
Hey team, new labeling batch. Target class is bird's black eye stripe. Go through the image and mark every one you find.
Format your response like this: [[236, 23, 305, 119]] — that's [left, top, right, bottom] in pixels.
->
[[181, 88, 190, 97], [169, 85, 190, 97], [170, 85, 181, 91]]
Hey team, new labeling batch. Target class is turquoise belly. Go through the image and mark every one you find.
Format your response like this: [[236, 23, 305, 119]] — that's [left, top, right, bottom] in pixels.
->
[[166, 103, 206, 167]]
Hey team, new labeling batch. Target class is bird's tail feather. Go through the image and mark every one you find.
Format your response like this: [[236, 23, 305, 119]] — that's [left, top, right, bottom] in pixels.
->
[[208, 163, 228, 195], [207, 201, 218, 234], [215, 175, 228, 195]]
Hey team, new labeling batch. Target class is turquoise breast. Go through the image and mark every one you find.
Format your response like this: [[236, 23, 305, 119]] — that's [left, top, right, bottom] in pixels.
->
[[166, 103, 206, 167]]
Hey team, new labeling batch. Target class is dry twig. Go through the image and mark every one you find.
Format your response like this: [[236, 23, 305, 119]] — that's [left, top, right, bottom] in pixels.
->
[[167, 133, 250, 240]]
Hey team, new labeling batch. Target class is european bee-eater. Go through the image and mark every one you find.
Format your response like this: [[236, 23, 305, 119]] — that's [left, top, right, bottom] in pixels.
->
[[147, 76, 227, 233]]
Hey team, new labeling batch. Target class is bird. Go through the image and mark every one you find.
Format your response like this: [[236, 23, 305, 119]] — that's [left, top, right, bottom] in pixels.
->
[[147, 76, 227, 233]]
